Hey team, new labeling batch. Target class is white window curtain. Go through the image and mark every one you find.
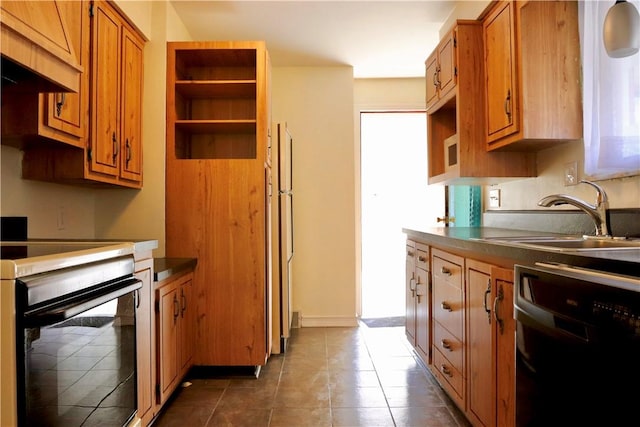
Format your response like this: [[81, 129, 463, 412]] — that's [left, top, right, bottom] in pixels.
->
[[579, 0, 640, 180]]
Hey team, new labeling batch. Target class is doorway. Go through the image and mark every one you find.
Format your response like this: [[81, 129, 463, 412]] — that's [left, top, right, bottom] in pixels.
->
[[360, 111, 444, 320]]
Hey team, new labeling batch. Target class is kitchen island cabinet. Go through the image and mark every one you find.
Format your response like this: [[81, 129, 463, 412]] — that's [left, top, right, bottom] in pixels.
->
[[134, 256, 154, 426]]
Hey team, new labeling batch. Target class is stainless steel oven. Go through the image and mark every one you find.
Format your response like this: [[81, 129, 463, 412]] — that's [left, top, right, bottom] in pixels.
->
[[514, 263, 640, 426], [1, 242, 140, 427]]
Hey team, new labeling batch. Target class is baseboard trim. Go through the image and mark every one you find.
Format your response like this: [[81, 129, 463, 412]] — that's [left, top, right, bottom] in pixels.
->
[[299, 315, 359, 327]]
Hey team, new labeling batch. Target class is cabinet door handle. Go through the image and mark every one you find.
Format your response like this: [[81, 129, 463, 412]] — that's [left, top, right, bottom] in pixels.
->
[[441, 339, 452, 351], [112, 132, 119, 160], [483, 278, 492, 324], [440, 266, 451, 276], [125, 139, 131, 166], [504, 89, 512, 121], [493, 285, 504, 334], [173, 294, 179, 323], [181, 288, 187, 318], [55, 93, 66, 116], [433, 70, 439, 88], [440, 364, 452, 377], [409, 277, 416, 298], [441, 301, 452, 312]]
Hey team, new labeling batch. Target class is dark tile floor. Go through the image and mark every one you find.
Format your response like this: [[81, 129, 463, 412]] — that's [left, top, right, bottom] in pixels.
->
[[152, 324, 470, 427]]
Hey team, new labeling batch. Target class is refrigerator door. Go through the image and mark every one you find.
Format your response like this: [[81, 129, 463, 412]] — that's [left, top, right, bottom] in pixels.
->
[[271, 122, 294, 354]]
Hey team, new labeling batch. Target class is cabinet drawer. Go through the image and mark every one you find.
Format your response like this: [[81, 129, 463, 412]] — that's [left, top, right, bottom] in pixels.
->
[[416, 243, 429, 271], [432, 250, 463, 289], [433, 346, 464, 401], [433, 279, 464, 338], [434, 321, 463, 373]]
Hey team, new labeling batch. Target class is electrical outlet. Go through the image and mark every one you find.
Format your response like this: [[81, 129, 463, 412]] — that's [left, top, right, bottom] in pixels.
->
[[564, 161, 578, 186], [489, 189, 501, 208]]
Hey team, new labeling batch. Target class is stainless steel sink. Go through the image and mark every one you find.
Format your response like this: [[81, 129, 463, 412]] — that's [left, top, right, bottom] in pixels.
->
[[476, 236, 640, 251]]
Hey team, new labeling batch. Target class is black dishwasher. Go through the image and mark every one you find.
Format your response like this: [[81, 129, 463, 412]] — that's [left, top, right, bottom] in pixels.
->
[[514, 263, 640, 427]]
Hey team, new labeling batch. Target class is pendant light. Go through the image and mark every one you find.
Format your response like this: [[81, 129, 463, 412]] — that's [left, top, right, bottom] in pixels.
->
[[603, 0, 640, 58]]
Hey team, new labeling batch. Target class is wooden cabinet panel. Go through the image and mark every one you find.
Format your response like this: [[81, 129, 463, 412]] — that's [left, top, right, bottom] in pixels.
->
[[166, 41, 271, 367], [425, 29, 456, 111], [415, 266, 429, 360], [492, 266, 515, 427], [483, 0, 582, 150], [156, 271, 194, 406], [405, 241, 417, 345], [433, 346, 464, 406], [466, 259, 495, 427], [89, 0, 144, 186], [484, 1, 518, 142], [134, 258, 154, 426], [1, 0, 89, 148], [433, 321, 463, 373]]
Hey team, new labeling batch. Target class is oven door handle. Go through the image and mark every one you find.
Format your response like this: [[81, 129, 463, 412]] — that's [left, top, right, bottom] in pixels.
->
[[23, 278, 142, 328]]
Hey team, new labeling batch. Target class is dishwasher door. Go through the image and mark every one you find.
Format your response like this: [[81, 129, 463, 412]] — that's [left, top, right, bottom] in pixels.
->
[[514, 264, 640, 427]]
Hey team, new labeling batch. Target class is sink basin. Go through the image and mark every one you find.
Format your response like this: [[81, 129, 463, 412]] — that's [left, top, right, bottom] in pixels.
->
[[477, 236, 640, 251]]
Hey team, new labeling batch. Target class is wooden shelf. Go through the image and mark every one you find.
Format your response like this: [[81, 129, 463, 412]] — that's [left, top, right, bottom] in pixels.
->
[[175, 80, 256, 98], [175, 120, 256, 134]]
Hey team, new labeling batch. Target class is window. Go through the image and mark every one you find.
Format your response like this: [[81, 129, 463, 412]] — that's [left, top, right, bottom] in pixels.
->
[[579, 1, 640, 180]]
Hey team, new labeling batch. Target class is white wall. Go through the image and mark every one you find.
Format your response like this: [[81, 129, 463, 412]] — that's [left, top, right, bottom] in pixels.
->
[[272, 67, 357, 327], [485, 140, 640, 211]]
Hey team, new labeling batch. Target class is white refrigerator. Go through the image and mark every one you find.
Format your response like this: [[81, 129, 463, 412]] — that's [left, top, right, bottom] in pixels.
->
[[271, 122, 294, 354]]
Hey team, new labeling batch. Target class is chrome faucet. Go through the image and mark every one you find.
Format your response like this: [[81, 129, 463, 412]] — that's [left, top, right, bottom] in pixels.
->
[[537, 180, 611, 238]]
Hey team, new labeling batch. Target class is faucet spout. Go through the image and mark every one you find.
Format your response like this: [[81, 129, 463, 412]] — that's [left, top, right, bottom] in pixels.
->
[[537, 180, 611, 237]]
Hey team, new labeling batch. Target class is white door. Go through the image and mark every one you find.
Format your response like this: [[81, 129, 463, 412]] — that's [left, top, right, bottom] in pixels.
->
[[360, 112, 445, 319]]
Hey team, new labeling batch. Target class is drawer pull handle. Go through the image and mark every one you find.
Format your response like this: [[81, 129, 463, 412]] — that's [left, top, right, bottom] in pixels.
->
[[440, 266, 451, 276], [440, 365, 452, 377], [441, 301, 452, 312], [418, 255, 427, 263], [407, 250, 414, 257], [441, 339, 452, 351]]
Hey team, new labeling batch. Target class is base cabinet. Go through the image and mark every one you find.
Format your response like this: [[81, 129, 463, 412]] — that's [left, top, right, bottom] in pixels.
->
[[404, 240, 515, 427], [134, 257, 154, 426], [156, 271, 194, 406], [405, 240, 430, 364]]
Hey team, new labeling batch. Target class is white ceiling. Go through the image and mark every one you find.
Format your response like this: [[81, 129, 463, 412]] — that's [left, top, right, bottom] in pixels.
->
[[169, 1, 458, 78]]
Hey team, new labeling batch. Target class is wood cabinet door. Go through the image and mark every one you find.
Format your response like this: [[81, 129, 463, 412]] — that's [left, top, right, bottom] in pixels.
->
[[405, 242, 417, 345], [119, 25, 144, 183], [425, 52, 439, 109], [437, 31, 456, 97], [158, 284, 179, 403], [415, 266, 430, 361], [466, 260, 495, 427], [179, 276, 194, 373], [89, 1, 120, 177], [43, 0, 89, 145], [484, 1, 519, 143], [134, 260, 153, 425], [492, 266, 515, 427]]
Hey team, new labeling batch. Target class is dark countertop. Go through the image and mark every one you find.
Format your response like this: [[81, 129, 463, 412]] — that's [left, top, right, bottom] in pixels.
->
[[403, 226, 639, 277], [154, 257, 197, 282]]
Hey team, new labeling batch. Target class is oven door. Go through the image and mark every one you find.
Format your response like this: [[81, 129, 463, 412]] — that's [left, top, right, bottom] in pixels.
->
[[515, 264, 640, 427], [17, 277, 141, 427]]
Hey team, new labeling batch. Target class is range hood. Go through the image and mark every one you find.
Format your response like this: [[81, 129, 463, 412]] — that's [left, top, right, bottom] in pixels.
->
[[1, 1, 82, 92]]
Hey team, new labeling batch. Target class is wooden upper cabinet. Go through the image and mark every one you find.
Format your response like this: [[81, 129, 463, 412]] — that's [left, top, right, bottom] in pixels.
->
[[1, 0, 89, 148], [89, 0, 144, 186], [483, 0, 582, 151], [425, 29, 456, 111], [0, 0, 82, 92], [483, 1, 518, 143]]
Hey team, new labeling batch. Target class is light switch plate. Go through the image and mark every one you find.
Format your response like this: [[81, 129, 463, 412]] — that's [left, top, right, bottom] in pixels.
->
[[489, 189, 501, 208]]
